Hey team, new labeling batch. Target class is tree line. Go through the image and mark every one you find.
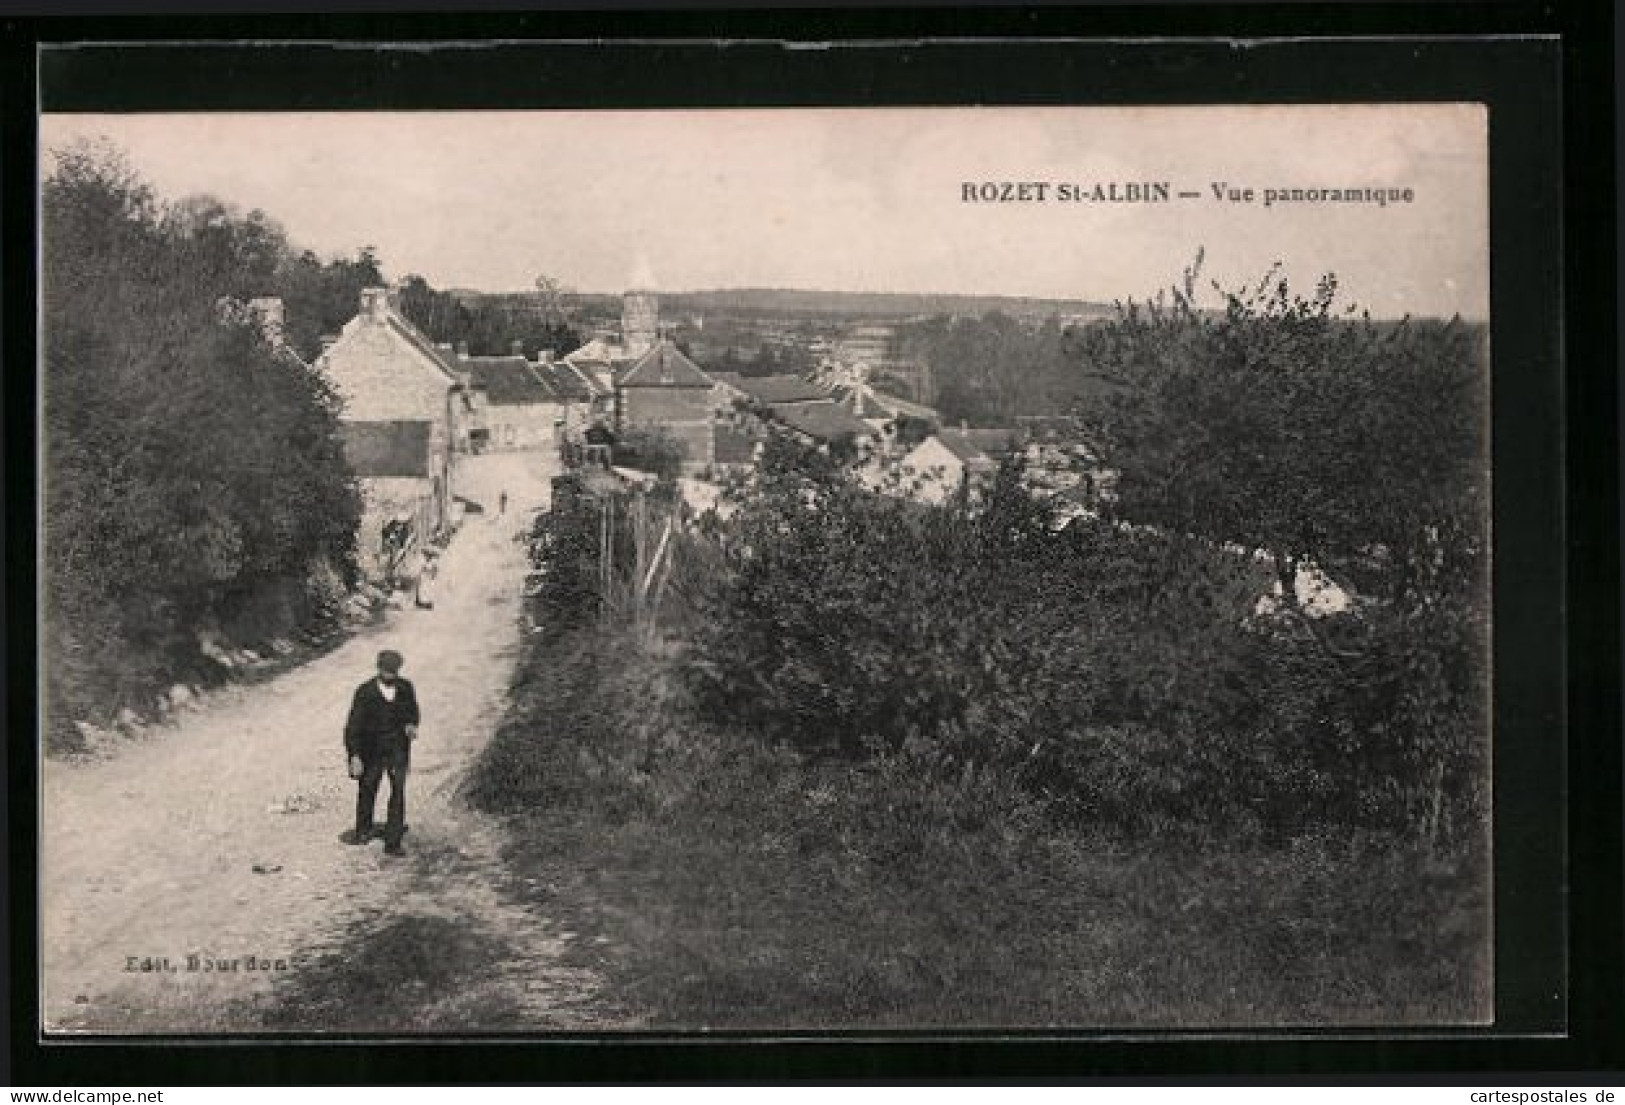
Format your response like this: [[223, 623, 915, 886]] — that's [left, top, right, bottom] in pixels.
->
[[40, 138, 581, 749], [395, 278, 581, 361]]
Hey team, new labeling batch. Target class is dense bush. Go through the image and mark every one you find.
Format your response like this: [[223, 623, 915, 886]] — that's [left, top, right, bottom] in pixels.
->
[[678, 426, 1484, 846], [475, 523, 1489, 1027], [612, 426, 687, 482], [42, 139, 362, 744], [522, 474, 611, 626]]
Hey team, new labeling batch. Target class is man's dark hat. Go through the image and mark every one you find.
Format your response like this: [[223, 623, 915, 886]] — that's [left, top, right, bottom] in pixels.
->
[[377, 649, 404, 673]]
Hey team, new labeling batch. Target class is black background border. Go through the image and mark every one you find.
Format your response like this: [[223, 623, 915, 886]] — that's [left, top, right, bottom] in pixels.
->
[[4, 2, 1617, 1084]]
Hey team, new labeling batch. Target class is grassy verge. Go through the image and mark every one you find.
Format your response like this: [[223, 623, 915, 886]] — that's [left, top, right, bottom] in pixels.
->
[[469, 622, 1491, 1030]]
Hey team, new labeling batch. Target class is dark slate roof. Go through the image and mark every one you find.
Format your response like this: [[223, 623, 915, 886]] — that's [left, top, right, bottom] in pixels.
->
[[730, 374, 830, 405], [935, 429, 998, 471], [713, 425, 759, 465], [619, 341, 715, 389], [770, 401, 878, 444], [341, 420, 433, 479], [540, 362, 594, 401], [464, 356, 558, 405]]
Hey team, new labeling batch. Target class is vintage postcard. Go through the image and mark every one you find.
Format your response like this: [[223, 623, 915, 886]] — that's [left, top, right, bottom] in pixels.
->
[[39, 98, 1497, 1035]]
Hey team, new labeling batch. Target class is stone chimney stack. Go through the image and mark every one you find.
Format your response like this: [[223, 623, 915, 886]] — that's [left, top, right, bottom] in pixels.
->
[[537, 349, 555, 366], [455, 341, 469, 360], [510, 340, 525, 356], [360, 287, 390, 321]]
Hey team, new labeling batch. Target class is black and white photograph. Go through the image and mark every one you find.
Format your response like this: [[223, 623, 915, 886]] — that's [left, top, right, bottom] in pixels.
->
[[39, 96, 1497, 1036]]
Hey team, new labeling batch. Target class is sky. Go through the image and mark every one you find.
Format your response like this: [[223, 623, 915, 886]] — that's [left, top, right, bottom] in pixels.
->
[[41, 106, 1488, 318]]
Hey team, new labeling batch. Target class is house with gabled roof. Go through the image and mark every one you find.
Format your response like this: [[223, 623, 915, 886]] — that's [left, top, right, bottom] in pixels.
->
[[894, 427, 1015, 504], [459, 350, 565, 452], [529, 355, 600, 441], [316, 286, 471, 576], [826, 380, 942, 457], [616, 339, 718, 471]]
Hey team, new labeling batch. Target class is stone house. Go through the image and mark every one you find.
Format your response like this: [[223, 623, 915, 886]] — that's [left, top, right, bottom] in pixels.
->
[[557, 339, 621, 434], [894, 428, 1012, 504], [315, 287, 471, 577], [536, 357, 601, 443], [460, 348, 566, 452], [615, 339, 718, 472]]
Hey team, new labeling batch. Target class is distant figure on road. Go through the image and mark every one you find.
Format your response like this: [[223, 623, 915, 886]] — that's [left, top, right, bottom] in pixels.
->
[[414, 549, 439, 610], [499, 490, 508, 517], [341, 649, 419, 856]]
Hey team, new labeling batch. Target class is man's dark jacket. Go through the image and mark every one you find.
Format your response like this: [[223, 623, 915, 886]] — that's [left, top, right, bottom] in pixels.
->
[[344, 677, 420, 759]]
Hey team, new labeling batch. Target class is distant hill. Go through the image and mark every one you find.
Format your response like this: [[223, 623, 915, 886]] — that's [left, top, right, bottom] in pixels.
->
[[455, 286, 1115, 322]]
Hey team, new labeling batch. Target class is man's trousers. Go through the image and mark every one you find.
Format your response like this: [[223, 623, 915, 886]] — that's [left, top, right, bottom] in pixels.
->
[[354, 737, 410, 847]]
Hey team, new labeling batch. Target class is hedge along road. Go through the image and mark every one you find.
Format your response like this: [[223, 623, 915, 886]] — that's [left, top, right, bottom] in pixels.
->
[[40, 450, 620, 1033]]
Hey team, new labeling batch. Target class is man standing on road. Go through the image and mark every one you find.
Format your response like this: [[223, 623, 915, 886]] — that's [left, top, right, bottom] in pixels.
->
[[341, 649, 419, 856]]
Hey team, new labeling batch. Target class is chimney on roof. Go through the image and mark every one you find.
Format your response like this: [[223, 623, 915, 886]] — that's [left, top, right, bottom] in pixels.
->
[[319, 334, 339, 353], [360, 287, 390, 321], [455, 341, 469, 360], [435, 342, 454, 358], [511, 340, 525, 356], [537, 349, 555, 366]]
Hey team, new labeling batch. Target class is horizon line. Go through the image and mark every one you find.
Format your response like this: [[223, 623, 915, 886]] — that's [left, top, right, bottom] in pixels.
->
[[437, 283, 1486, 323]]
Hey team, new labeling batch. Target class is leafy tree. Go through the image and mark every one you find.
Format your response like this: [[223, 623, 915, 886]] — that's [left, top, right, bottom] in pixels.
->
[[533, 272, 579, 330], [1083, 259, 1486, 612], [895, 310, 1077, 425], [42, 138, 361, 745], [274, 245, 387, 361], [1080, 258, 1490, 845], [395, 274, 473, 346]]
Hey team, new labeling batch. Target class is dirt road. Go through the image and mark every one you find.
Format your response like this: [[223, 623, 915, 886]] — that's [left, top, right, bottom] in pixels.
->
[[42, 452, 622, 1033]]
